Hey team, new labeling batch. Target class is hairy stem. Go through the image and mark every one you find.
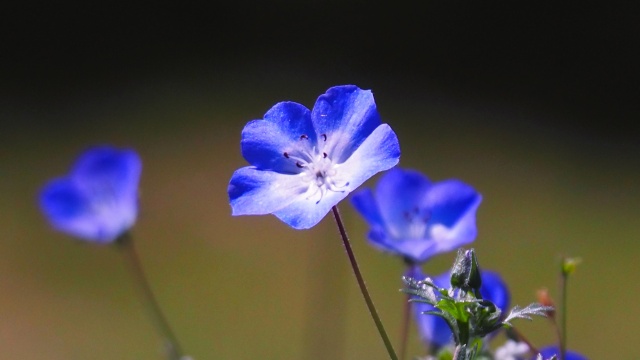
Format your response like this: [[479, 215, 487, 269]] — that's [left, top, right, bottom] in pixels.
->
[[331, 206, 398, 360], [117, 232, 184, 360]]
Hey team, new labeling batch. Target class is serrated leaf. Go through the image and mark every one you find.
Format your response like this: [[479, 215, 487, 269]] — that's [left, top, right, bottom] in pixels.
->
[[503, 303, 554, 327]]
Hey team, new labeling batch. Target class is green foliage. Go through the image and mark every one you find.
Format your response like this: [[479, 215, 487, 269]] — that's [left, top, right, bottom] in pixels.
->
[[403, 248, 555, 360]]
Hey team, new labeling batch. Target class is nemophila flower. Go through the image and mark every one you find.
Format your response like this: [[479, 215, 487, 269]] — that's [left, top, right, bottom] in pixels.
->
[[39, 146, 141, 243], [351, 167, 481, 263], [410, 267, 510, 348], [534, 346, 588, 360], [228, 85, 400, 229]]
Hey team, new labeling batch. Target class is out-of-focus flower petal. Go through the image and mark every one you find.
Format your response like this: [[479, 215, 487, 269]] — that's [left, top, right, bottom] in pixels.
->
[[350, 188, 384, 229], [39, 146, 141, 243], [351, 167, 481, 263], [480, 270, 510, 312], [411, 269, 453, 348]]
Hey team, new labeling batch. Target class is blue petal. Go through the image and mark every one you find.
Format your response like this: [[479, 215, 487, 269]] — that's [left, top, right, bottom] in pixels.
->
[[426, 180, 481, 227], [536, 346, 588, 360], [364, 226, 434, 262], [373, 168, 432, 240], [411, 269, 454, 348], [241, 102, 316, 172], [40, 146, 140, 243], [272, 189, 346, 229], [350, 188, 385, 229], [480, 270, 510, 313], [40, 178, 90, 226], [71, 146, 141, 199], [414, 301, 453, 348], [337, 124, 400, 194], [311, 85, 382, 163], [39, 178, 132, 243], [420, 180, 482, 257], [228, 166, 308, 216], [272, 123, 400, 229]]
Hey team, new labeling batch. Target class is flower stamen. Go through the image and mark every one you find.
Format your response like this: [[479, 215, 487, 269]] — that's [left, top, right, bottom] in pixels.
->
[[282, 133, 351, 204]]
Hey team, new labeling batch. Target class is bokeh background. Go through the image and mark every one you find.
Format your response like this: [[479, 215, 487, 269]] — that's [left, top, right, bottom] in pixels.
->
[[2, 2, 638, 359]]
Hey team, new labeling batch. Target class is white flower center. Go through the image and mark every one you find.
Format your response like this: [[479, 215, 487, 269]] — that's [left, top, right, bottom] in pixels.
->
[[86, 183, 120, 218], [389, 207, 431, 240], [283, 133, 349, 203]]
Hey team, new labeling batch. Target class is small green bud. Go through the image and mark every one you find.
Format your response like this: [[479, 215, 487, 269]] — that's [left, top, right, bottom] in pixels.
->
[[450, 248, 482, 294], [561, 256, 582, 276], [468, 249, 482, 292], [450, 249, 469, 289]]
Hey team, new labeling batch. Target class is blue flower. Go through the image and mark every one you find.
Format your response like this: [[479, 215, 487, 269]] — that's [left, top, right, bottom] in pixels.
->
[[228, 85, 401, 229], [534, 346, 588, 360], [351, 167, 481, 263], [410, 267, 510, 348], [39, 146, 142, 243]]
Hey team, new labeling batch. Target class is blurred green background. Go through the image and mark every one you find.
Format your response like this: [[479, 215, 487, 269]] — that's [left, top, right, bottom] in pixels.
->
[[1, 2, 638, 359]]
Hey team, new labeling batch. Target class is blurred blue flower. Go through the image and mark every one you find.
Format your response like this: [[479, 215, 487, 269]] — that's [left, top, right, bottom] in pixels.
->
[[410, 267, 510, 348], [534, 346, 588, 360], [39, 146, 142, 243], [228, 85, 400, 229], [351, 168, 481, 263]]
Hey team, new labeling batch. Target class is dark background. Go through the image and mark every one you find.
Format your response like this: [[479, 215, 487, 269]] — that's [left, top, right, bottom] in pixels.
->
[[3, 2, 639, 141], [1, 2, 638, 359]]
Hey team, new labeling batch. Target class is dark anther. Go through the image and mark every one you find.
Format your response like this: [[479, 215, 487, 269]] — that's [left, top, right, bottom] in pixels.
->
[[300, 134, 309, 140], [321, 134, 327, 141], [296, 162, 304, 168], [283, 152, 290, 158], [323, 152, 327, 158], [423, 212, 432, 223]]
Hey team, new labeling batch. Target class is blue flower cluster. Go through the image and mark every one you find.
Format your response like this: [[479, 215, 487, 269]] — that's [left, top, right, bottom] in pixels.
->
[[38, 85, 588, 360]]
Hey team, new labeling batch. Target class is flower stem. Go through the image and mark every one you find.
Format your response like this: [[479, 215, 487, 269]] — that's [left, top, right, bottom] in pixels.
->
[[559, 263, 568, 360], [399, 293, 411, 360], [116, 232, 184, 360], [331, 206, 398, 360]]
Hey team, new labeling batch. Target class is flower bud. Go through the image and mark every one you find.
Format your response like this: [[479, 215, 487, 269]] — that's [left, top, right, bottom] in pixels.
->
[[450, 248, 482, 294]]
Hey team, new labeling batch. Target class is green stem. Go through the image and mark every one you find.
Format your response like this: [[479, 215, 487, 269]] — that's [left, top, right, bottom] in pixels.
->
[[116, 232, 184, 360], [458, 321, 470, 348], [560, 265, 568, 360], [331, 206, 399, 360]]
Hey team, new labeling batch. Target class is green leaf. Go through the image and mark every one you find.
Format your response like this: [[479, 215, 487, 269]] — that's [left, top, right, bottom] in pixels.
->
[[503, 303, 554, 327]]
